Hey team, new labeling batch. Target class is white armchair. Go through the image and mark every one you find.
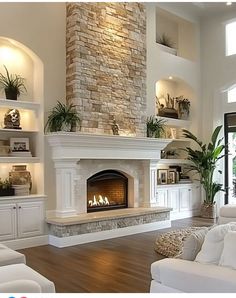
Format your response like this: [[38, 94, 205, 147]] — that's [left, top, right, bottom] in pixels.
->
[[0, 280, 41, 293]]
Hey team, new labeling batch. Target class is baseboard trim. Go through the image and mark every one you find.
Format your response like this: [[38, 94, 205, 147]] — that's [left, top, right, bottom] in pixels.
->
[[49, 220, 171, 248], [170, 209, 200, 220], [2, 235, 49, 250]]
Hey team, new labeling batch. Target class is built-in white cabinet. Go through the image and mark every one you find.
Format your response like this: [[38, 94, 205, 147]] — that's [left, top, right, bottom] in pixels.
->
[[156, 184, 201, 219], [0, 197, 45, 241]]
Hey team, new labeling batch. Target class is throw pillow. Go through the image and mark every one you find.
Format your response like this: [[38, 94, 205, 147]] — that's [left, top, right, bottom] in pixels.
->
[[195, 222, 236, 265], [219, 231, 236, 269], [180, 227, 209, 261]]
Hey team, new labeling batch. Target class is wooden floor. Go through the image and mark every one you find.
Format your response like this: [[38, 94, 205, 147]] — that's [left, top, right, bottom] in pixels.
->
[[19, 217, 214, 293]]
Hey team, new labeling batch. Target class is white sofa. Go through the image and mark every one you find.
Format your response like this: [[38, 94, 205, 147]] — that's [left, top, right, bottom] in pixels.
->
[[151, 258, 236, 293], [151, 223, 236, 293], [0, 244, 55, 293]]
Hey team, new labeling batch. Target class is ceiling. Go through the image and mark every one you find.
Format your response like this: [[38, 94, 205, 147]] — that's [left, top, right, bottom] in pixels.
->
[[192, 2, 236, 17]]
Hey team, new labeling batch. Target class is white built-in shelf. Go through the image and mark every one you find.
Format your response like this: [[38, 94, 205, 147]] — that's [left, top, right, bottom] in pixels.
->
[[168, 138, 190, 143], [0, 194, 46, 200], [0, 128, 38, 133], [0, 98, 40, 111], [156, 183, 193, 188], [0, 157, 40, 163], [157, 116, 191, 128], [158, 159, 191, 165]]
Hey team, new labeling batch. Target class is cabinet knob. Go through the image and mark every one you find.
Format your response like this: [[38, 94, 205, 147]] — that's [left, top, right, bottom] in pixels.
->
[[18, 206, 21, 209], [13, 206, 16, 209], [188, 189, 191, 191]]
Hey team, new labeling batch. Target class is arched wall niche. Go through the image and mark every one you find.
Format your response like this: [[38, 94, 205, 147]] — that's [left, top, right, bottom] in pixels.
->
[[0, 36, 43, 101], [155, 76, 196, 121]]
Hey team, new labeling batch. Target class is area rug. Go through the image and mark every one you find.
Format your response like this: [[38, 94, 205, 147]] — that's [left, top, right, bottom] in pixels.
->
[[154, 227, 205, 258]]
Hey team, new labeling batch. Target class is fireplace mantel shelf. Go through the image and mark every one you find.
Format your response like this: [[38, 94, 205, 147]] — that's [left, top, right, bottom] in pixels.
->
[[46, 132, 172, 160]]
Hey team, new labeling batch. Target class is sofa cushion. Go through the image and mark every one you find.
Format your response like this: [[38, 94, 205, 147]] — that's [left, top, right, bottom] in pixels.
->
[[195, 223, 236, 265], [219, 205, 236, 217], [0, 247, 26, 266], [0, 280, 41, 293], [219, 231, 236, 269], [180, 228, 208, 261], [0, 263, 55, 293], [151, 258, 236, 292]]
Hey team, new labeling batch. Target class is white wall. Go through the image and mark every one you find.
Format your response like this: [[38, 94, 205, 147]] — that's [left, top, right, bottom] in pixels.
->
[[0, 3, 66, 211]]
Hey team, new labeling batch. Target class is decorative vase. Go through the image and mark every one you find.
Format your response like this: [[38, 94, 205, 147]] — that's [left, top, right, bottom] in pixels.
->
[[9, 165, 32, 195], [200, 203, 216, 219], [178, 104, 189, 120]]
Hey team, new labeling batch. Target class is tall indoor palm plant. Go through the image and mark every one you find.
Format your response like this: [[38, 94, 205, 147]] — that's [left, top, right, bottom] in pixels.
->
[[183, 126, 225, 217]]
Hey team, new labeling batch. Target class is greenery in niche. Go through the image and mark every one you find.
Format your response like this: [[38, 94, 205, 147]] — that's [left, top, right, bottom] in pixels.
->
[[183, 125, 225, 205], [157, 33, 175, 48], [146, 116, 166, 138], [45, 101, 81, 132], [0, 65, 27, 100]]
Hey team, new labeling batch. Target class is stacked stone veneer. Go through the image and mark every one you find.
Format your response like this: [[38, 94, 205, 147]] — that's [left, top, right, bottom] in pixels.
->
[[48, 211, 169, 237], [66, 3, 146, 136]]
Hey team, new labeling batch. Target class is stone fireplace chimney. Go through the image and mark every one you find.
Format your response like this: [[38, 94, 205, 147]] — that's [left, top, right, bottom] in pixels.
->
[[66, 3, 147, 136]]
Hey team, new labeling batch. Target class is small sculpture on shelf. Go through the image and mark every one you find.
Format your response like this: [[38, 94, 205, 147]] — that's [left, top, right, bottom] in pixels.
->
[[111, 118, 120, 135], [4, 109, 21, 130]]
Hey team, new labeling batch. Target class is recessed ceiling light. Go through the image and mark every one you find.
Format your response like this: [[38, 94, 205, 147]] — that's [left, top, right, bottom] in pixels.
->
[[168, 76, 173, 80], [226, 2, 232, 6]]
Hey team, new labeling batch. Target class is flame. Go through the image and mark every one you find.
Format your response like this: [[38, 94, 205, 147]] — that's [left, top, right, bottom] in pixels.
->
[[88, 195, 110, 207]]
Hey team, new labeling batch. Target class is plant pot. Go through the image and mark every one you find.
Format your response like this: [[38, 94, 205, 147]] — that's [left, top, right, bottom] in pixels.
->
[[0, 188, 15, 197], [61, 122, 72, 132], [5, 89, 18, 101], [200, 203, 216, 219]]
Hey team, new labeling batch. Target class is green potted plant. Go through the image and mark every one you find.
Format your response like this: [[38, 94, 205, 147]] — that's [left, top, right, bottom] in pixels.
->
[[0, 178, 14, 196], [0, 65, 27, 100], [176, 96, 190, 120], [183, 125, 225, 218], [45, 101, 81, 132], [146, 116, 166, 138], [156, 33, 177, 55]]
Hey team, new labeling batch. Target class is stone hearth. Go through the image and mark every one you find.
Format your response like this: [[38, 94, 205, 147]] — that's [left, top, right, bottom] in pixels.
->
[[47, 207, 171, 248]]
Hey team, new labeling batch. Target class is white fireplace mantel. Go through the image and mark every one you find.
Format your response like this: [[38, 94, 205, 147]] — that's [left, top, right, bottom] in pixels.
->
[[46, 132, 172, 160], [46, 132, 172, 217]]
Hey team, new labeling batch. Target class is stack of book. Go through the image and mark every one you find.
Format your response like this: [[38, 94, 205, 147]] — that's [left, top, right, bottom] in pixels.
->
[[178, 175, 192, 184], [10, 151, 32, 157]]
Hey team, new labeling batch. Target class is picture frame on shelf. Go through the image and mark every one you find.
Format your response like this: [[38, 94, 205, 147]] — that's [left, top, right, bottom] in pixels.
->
[[168, 170, 176, 184], [10, 137, 29, 152], [157, 169, 168, 184]]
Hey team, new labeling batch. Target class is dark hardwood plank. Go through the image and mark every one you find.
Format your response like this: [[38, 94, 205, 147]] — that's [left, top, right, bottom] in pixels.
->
[[18, 217, 213, 293]]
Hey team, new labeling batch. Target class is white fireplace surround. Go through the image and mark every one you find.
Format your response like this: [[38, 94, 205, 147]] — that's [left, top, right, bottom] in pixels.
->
[[46, 132, 171, 218]]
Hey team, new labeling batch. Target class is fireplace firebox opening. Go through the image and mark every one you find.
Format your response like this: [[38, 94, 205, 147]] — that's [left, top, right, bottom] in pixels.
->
[[87, 170, 128, 212]]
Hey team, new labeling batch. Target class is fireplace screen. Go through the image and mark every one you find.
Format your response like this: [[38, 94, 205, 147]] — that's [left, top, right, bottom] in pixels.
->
[[87, 170, 128, 212]]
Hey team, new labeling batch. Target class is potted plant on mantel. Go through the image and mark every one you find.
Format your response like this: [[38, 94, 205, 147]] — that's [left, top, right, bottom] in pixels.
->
[[146, 116, 166, 138], [45, 101, 81, 132], [183, 126, 225, 219], [156, 33, 177, 56], [0, 65, 27, 100]]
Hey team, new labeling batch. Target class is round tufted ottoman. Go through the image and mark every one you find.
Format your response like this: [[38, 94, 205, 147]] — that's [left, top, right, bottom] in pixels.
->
[[219, 204, 236, 224], [154, 227, 204, 258]]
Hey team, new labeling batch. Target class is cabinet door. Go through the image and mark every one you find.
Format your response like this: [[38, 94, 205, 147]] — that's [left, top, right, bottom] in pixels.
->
[[191, 185, 201, 210], [179, 187, 191, 211], [168, 188, 179, 213], [156, 189, 168, 207], [17, 201, 44, 238], [0, 204, 17, 241]]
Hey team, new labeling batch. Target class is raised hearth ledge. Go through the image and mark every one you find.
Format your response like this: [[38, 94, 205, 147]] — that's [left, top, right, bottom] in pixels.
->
[[46, 207, 171, 225], [47, 207, 171, 248], [46, 132, 172, 160]]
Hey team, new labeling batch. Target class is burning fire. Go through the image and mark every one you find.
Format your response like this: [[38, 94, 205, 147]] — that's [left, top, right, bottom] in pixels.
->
[[88, 195, 110, 207]]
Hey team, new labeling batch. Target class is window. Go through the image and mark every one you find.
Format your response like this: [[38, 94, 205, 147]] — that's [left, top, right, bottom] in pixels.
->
[[228, 86, 236, 103], [226, 21, 236, 56]]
